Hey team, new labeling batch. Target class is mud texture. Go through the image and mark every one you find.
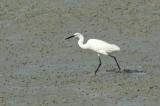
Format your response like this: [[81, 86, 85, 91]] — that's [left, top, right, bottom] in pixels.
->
[[0, 0, 160, 106]]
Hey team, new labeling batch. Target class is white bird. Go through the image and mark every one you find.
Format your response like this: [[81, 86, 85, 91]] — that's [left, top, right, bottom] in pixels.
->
[[65, 33, 124, 76]]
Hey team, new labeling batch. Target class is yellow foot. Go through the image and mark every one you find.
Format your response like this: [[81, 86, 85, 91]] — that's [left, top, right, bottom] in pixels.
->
[[85, 74, 96, 78], [92, 74, 96, 77], [120, 69, 124, 73]]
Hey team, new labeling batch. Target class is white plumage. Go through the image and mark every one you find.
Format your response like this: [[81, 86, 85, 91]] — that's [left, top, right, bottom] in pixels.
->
[[65, 33, 124, 76], [86, 39, 120, 55]]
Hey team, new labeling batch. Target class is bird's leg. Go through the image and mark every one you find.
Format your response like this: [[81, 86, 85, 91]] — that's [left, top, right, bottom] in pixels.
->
[[94, 54, 102, 76], [109, 55, 124, 73]]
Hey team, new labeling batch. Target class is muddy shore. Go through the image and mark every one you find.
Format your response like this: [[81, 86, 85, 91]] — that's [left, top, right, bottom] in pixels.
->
[[0, 0, 160, 105]]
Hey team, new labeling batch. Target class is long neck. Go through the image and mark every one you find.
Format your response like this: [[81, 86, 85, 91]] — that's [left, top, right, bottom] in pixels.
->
[[78, 35, 88, 49]]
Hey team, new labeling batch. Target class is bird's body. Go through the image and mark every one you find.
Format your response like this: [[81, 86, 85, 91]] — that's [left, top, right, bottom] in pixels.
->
[[85, 39, 120, 55], [75, 33, 120, 55], [65, 33, 124, 76]]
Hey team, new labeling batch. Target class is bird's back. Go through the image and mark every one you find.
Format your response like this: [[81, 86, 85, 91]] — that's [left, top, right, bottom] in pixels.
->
[[86, 39, 120, 53]]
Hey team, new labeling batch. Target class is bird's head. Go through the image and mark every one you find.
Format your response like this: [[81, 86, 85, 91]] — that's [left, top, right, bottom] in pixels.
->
[[65, 33, 82, 40], [73, 33, 81, 38]]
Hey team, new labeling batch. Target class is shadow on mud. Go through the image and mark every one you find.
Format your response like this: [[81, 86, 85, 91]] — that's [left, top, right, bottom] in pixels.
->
[[106, 69, 144, 73]]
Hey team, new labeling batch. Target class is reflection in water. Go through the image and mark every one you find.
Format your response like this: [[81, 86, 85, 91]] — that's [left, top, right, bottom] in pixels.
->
[[106, 69, 144, 73]]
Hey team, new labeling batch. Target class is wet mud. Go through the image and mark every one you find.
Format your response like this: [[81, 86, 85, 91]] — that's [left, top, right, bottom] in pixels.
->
[[0, 0, 160, 105]]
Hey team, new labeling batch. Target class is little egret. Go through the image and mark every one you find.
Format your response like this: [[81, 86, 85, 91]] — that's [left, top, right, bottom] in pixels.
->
[[65, 33, 124, 76]]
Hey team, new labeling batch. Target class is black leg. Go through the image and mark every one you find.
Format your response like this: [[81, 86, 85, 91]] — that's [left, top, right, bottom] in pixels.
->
[[94, 55, 102, 75], [109, 55, 121, 70]]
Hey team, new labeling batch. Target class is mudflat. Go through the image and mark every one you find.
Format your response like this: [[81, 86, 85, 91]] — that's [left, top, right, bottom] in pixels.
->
[[0, 0, 160, 105]]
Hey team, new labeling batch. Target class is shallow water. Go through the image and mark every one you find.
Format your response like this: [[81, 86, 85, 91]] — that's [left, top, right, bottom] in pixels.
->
[[1, 0, 160, 105]]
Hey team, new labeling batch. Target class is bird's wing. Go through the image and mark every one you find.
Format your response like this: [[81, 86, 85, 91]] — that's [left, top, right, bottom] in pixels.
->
[[86, 39, 120, 52]]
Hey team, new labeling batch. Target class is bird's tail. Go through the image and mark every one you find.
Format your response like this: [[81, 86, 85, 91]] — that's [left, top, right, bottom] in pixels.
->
[[113, 45, 120, 51]]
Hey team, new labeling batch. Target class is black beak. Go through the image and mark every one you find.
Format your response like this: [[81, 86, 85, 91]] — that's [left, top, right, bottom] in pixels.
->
[[65, 35, 75, 40]]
